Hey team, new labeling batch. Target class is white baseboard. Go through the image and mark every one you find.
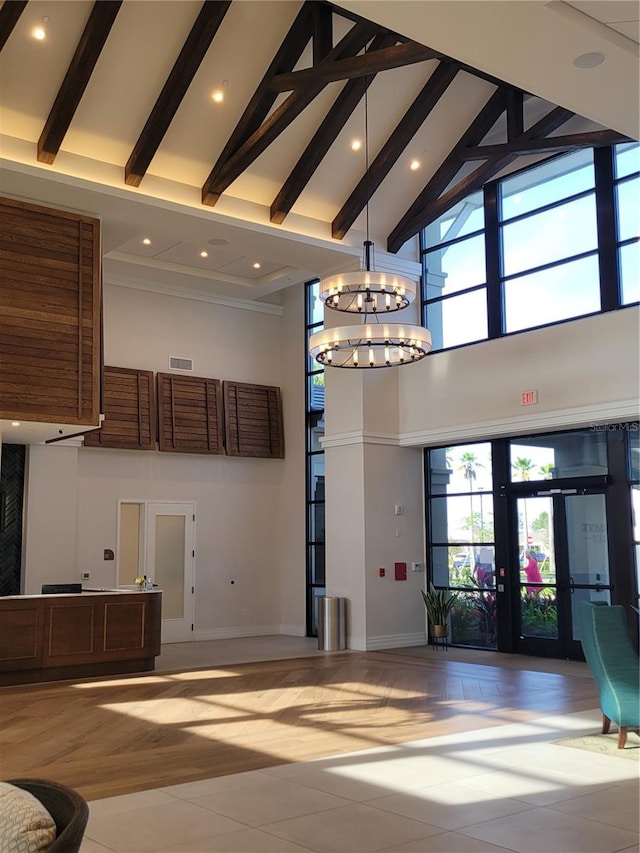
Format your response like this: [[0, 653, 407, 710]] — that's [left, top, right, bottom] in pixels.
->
[[194, 624, 282, 641], [280, 624, 306, 637]]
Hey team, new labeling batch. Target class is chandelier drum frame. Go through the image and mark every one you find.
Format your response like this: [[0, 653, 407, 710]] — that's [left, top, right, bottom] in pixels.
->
[[309, 322, 432, 369]]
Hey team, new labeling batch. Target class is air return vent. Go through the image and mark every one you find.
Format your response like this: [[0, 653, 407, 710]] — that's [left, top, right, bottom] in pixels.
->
[[169, 356, 193, 371]]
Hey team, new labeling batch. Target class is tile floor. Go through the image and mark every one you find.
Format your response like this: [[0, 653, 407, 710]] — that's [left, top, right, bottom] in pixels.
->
[[80, 640, 639, 853]]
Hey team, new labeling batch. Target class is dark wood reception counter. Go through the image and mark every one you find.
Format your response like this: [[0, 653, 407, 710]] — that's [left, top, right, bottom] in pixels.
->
[[0, 589, 162, 686]]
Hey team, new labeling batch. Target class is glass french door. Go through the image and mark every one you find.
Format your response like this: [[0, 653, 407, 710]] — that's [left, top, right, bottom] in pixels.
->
[[146, 502, 195, 644], [512, 489, 611, 659]]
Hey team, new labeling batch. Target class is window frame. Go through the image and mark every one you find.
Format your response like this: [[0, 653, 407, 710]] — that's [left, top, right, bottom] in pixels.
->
[[421, 144, 639, 354]]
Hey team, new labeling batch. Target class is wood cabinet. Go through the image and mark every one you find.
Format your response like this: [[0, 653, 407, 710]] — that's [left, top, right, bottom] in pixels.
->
[[223, 381, 284, 458], [156, 373, 224, 454], [0, 590, 162, 685], [0, 196, 101, 426], [83, 366, 155, 449]]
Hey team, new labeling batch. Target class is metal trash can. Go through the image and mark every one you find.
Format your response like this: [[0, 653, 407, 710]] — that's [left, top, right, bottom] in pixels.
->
[[318, 596, 346, 651]]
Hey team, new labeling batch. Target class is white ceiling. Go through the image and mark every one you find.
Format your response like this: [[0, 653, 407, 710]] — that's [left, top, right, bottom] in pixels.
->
[[0, 0, 637, 309]]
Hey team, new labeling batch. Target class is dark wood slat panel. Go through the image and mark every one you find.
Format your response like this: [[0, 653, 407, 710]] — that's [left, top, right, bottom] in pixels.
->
[[37, 1, 122, 164], [1, 304, 89, 327], [0, 260, 93, 286], [0, 214, 90, 244], [83, 367, 155, 450], [157, 373, 224, 454], [0, 196, 101, 425], [125, 1, 232, 186], [0, 247, 91, 274], [0, 341, 93, 362], [224, 381, 284, 458]]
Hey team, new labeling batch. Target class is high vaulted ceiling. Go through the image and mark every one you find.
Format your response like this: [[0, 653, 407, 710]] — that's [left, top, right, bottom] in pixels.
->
[[0, 0, 638, 305]]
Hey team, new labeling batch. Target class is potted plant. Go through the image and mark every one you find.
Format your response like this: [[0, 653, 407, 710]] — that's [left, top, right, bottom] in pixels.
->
[[421, 583, 459, 638]]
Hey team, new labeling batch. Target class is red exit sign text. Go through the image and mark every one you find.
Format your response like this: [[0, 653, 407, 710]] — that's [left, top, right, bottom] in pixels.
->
[[521, 390, 538, 406]]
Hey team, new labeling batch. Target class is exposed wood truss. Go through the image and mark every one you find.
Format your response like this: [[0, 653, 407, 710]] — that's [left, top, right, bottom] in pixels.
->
[[270, 30, 398, 226], [201, 16, 381, 206], [331, 60, 460, 240], [462, 129, 633, 161], [37, 1, 122, 165], [124, 1, 232, 187], [0, 0, 27, 53], [5, 0, 628, 252]]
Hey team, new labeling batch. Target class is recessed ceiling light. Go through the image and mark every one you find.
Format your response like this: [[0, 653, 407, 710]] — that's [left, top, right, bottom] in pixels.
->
[[573, 52, 605, 69], [410, 159, 421, 171], [211, 90, 224, 103], [142, 237, 151, 245], [253, 262, 261, 269], [200, 250, 209, 258], [351, 139, 362, 152], [33, 26, 46, 40], [11, 421, 20, 427]]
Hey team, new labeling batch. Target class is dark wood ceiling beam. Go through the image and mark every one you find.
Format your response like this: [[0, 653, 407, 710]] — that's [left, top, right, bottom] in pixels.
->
[[271, 41, 440, 91], [462, 129, 634, 161], [408, 105, 575, 239], [312, 1, 332, 64], [270, 31, 397, 225], [387, 86, 510, 253], [506, 89, 524, 141], [331, 60, 460, 241], [202, 19, 378, 206], [124, 1, 232, 187], [200, 2, 316, 207], [0, 0, 27, 52], [37, 1, 121, 164]]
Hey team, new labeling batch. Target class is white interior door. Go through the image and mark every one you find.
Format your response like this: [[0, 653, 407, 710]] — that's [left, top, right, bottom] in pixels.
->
[[146, 502, 195, 644]]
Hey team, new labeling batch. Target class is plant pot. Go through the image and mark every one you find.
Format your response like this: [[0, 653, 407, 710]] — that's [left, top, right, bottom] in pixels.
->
[[431, 624, 447, 638]]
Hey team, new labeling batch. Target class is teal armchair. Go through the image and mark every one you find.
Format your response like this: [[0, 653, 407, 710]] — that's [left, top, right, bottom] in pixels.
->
[[577, 601, 639, 748]]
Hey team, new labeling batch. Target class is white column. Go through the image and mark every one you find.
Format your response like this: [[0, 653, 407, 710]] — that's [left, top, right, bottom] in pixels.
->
[[323, 365, 426, 650]]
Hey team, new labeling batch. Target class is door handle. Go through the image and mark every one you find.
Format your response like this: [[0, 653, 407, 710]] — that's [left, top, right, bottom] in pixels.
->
[[569, 576, 575, 595]]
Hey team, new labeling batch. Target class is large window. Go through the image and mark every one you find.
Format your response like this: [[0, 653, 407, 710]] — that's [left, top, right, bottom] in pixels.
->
[[422, 144, 639, 351], [305, 280, 325, 635], [615, 143, 640, 305], [427, 442, 497, 648]]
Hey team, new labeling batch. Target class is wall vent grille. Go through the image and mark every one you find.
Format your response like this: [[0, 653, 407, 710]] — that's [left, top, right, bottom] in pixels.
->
[[169, 357, 194, 371]]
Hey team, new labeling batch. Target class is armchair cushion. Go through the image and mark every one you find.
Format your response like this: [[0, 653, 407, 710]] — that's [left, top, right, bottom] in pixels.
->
[[0, 782, 57, 852]]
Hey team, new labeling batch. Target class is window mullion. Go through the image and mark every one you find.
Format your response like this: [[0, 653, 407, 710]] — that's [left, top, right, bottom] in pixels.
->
[[594, 145, 619, 312], [484, 182, 502, 338]]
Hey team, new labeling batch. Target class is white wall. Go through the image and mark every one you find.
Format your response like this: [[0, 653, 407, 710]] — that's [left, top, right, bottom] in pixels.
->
[[399, 309, 640, 443], [22, 282, 308, 638], [23, 445, 79, 595], [362, 443, 425, 649]]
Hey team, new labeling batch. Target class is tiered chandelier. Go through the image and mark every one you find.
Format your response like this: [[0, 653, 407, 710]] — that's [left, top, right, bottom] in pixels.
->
[[309, 83, 431, 369]]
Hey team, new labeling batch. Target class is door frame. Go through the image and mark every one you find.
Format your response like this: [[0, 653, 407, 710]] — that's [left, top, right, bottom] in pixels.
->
[[505, 477, 611, 659], [116, 499, 195, 643]]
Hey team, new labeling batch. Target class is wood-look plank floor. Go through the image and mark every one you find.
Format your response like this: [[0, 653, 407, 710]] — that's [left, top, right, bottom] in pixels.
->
[[0, 651, 598, 801]]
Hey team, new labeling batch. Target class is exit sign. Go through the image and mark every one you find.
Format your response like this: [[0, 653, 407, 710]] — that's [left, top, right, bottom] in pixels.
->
[[521, 390, 538, 406]]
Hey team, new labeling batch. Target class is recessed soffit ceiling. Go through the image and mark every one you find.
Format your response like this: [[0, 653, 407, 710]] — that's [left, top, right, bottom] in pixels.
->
[[0, 0, 636, 304]]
